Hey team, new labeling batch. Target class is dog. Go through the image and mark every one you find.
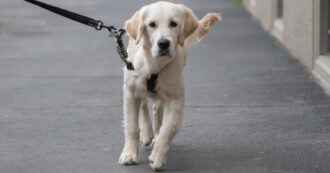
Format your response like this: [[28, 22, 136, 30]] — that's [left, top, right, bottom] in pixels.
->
[[118, 1, 221, 171]]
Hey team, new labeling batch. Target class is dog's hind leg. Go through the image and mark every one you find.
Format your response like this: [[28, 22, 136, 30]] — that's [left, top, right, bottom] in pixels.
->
[[139, 100, 154, 146]]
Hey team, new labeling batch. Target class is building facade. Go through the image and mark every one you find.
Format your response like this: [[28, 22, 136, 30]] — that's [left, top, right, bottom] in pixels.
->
[[244, 0, 330, 95]]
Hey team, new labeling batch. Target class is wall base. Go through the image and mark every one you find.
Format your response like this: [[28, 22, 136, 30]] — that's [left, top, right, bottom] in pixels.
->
[[313, 56, 330, 95]]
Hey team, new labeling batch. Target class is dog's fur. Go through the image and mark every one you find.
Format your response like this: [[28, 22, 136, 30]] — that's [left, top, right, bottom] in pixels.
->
[[118, 1, 220, 171]]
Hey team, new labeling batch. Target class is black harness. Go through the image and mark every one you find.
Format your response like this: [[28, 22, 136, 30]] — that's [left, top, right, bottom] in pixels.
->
[[25, 0, 158, 93]]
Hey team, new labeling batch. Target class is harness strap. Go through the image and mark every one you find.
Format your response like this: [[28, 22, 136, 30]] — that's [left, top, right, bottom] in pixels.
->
[[147, 74, 158, 93], [113, 29, 135, 71], [113, 29, 134, 71]]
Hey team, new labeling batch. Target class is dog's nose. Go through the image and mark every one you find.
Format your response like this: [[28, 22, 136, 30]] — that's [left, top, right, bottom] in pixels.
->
[[158, 38, 170, 50]]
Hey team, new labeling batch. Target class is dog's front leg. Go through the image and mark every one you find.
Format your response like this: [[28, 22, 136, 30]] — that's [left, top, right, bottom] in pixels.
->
[[139, 100, 154, 146], [152, 101, 164, 138], [118, 86, 141, 165], [149, 99, 184, 171]]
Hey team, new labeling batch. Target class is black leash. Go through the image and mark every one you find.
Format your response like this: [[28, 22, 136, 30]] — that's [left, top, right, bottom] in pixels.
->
[[24, 0, 134, 70], [25, 0, 159, 92]]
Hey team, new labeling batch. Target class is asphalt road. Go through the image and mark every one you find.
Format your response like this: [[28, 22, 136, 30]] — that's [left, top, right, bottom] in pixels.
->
[[1, 0, 330, 173]]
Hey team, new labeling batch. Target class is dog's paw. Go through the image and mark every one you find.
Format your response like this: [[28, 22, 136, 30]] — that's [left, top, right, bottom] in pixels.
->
[[140, 127, 154, 147], [148, 154, 166, 172], [140, 135, 153, 146], [118, 150, 139, 165], [149, 159, 165, 172]]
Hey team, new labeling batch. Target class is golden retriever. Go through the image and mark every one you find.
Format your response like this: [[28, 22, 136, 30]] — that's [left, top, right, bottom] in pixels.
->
[[118, 1, 220, 171]]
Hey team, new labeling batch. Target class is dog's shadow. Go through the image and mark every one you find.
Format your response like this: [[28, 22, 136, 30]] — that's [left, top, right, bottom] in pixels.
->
[[116, 142, 265, 173], [140, 143, 253, 172], [166, 143, 227, 172], [166, 143, 268, 173]]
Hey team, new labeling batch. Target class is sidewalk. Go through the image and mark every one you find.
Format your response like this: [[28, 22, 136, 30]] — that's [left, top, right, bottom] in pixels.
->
[[0, 0, 329, 173]]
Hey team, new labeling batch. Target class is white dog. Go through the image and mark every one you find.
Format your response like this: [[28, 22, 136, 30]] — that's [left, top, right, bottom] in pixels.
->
[[118, 1, 220, 171]]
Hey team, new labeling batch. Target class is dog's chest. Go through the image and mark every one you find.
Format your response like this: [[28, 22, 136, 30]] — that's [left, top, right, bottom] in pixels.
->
[[125, 71, 183, 102], [135, 75, 151, 94], [124, 72, 157, 97]]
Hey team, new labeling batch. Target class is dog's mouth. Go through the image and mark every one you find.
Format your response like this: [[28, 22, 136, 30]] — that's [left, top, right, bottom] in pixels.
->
[[158, 50, 171, 58]]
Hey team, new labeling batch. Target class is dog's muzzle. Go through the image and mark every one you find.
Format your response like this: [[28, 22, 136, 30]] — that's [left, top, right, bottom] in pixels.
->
[[158, 38, 171, 57]]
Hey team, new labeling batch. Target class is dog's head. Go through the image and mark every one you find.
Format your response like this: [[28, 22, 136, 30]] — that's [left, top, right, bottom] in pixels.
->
[[125, 1, 212, 59]]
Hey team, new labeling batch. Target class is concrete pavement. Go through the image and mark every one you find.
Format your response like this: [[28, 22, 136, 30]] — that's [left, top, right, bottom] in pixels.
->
[[0, 0, 330, 172]]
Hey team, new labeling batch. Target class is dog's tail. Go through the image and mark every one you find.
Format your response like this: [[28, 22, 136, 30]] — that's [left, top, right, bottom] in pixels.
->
[[185, 13, 221, 46]]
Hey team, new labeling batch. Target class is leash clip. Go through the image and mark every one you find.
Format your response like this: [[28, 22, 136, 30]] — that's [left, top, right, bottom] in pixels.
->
[[109, 32, 117, 42], [108, 29, 118, 42], [108, 28, 125, 41]]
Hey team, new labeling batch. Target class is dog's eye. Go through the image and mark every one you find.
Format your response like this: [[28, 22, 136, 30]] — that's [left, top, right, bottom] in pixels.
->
[[170, 21, 177, 28], [148, 22, 157, 28]]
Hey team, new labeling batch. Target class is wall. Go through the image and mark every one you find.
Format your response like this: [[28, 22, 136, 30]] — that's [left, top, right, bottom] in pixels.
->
[[283, 0, 314, 69], [244, 0, 273, 31], [244, 0, 315, 70]]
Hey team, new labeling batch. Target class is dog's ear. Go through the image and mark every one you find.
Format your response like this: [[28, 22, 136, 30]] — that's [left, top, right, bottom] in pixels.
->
[[124, 7, 146, 44], [196, 13, 221, 38], [177, 6, 199, 46]]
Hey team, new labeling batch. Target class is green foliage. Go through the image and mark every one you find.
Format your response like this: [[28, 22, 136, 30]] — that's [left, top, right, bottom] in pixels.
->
[[234, 0, 244, 6]]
